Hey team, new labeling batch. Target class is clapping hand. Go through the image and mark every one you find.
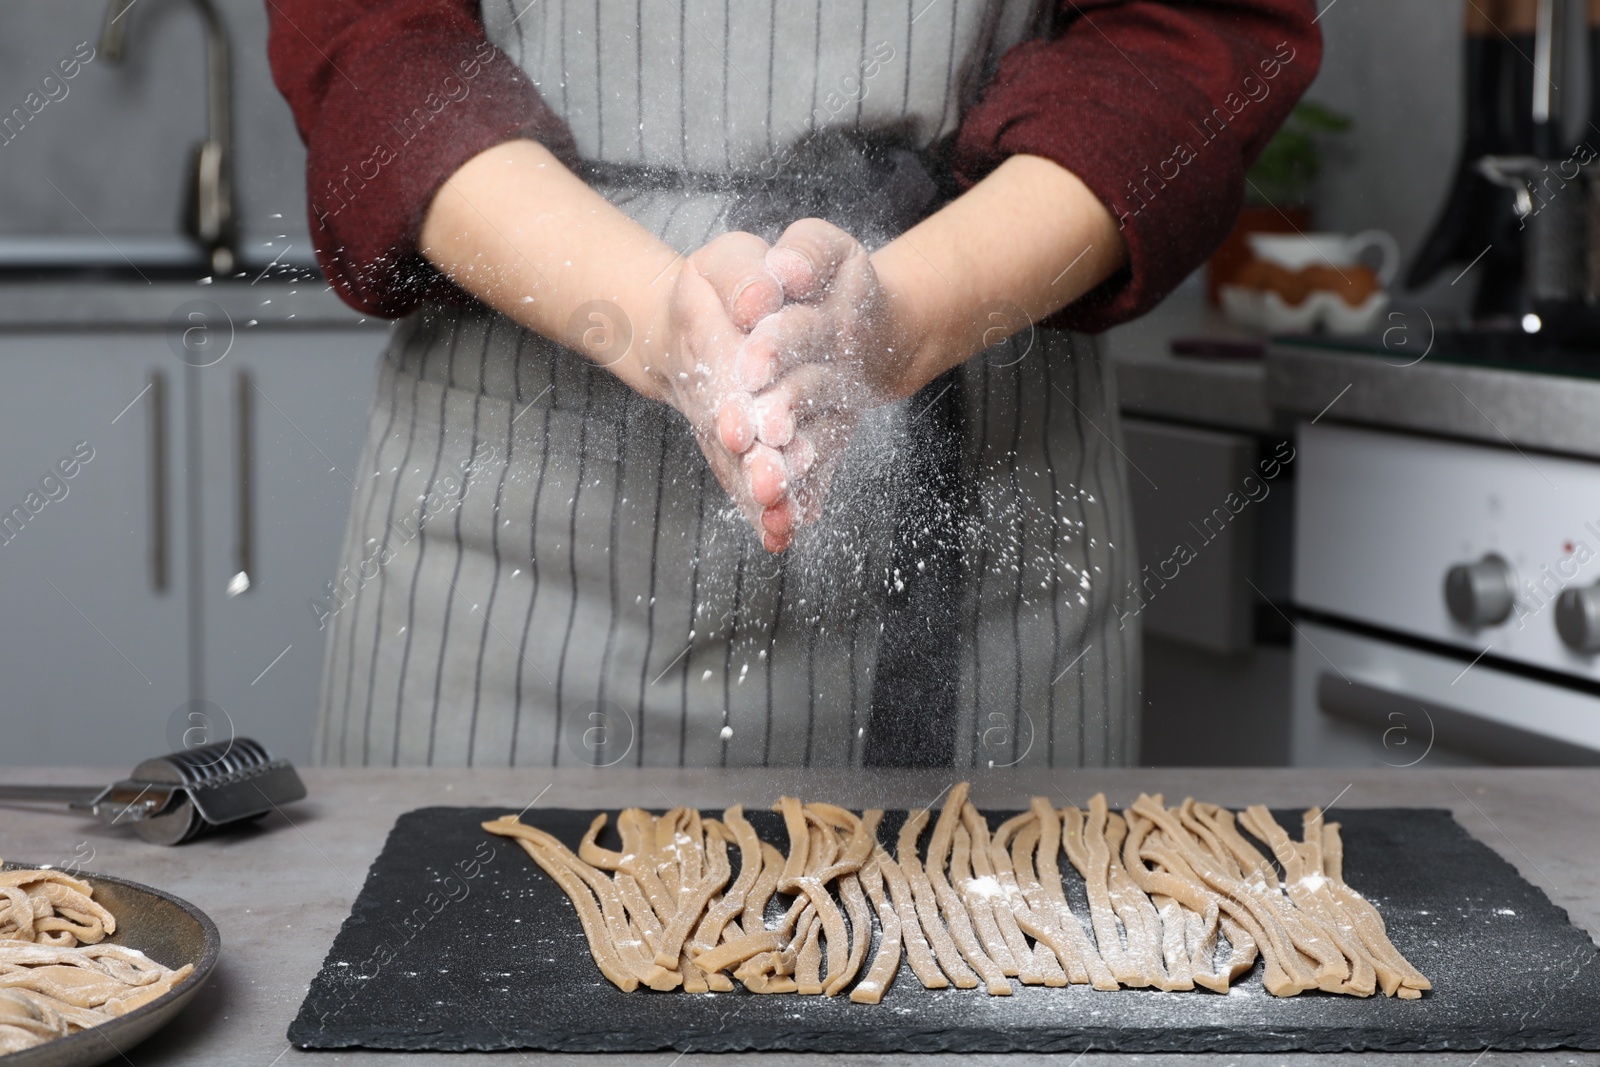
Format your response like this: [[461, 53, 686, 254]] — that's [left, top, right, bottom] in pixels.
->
[[428, 141, 1125, 554], [665, 219, 912, 552], [652, 229, 791, 551], [723, 219, 911, 548]]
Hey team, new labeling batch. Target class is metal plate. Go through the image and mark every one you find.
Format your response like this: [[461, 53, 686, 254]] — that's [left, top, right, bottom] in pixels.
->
[[1, 862, 221, 1066]]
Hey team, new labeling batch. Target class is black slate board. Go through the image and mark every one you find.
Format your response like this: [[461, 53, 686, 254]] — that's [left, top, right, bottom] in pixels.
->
[[290, 805, 1600, 1054]]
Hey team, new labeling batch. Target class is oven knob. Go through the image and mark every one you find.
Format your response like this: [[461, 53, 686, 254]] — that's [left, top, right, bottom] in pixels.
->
[[1444, 554, 1516, 627], [1556, 583, 1600, 653]]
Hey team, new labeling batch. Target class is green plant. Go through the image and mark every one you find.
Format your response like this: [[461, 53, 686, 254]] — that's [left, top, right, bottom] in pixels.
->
[[1246, 101, 1352, 207]]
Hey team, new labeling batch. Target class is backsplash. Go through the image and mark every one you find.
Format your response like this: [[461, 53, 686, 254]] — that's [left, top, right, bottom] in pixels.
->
[[0, 0, 308, 263]]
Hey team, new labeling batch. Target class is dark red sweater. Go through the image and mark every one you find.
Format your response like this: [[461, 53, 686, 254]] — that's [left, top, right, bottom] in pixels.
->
[[266, 0, 1319, 332]]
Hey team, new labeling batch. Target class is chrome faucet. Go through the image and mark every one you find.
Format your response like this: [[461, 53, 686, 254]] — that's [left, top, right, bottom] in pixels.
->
[[101, 0, 238, 275]]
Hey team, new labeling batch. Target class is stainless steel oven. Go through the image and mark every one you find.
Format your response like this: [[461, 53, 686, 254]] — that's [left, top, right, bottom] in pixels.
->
[[1290, 421, 1600, 766]]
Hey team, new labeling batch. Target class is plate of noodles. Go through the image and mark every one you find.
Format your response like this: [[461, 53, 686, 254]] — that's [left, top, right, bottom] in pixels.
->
[[1, 860, 219, 1065]]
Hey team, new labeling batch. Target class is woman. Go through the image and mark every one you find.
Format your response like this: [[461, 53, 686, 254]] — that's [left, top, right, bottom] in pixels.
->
[[268, 0, 1319, 769]]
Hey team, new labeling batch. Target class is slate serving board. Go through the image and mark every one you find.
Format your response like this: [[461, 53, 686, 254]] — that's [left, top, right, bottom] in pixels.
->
[[289, 805, 1600, 1054]]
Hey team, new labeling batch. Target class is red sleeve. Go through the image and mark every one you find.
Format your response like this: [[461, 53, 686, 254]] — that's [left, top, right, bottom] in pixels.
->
[[952, 0, 1322, 333], [265, 0, 578, 317]]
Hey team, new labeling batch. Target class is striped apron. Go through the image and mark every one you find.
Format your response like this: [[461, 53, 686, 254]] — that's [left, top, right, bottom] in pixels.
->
[[313, 0, 1142, 769]]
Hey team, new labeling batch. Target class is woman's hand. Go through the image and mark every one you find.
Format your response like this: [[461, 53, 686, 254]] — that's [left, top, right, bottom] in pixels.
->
[[728, 219, 918, 541], [663, 223, 906, 550], [740, 155, 1133, 541], [649, 232, 799, 550], [419, 141, 1126, 554]]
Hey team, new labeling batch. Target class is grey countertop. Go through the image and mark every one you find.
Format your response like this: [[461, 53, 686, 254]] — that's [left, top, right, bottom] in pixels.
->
[[0, 278, 380, 331], [1266, 339, 1600, 462], [2, 765, 1597, 1066], [1106, 286, 1600, 463], [1103, 284, 1282, 436]]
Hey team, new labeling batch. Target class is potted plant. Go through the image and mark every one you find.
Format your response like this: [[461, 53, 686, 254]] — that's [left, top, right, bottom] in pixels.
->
[[1207, 102, 1353, 303]]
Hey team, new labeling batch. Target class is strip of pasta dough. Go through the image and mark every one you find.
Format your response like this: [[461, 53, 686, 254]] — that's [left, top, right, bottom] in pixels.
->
[[1030, 800, 1118, 990], [1008, 820, 1085, 986], [1121, 811, 1227, 991], [735, 956, 798, 994], [1237, 805, 1377, 997], [1131, 799, 1303, 994], [1191, 803, 1276, 888], [578, 814, 662, 954], [927, 785, 1010, 995], [740, 843, 786, 937], [488, 819, 681, 990], [776, 796, 811, 891], [695, 931, 783, 974], [873, 842, 946, 989], [1150, 893, 1195, 990], [1063, 801, 1140, 987], [1303, 810, 1430, 997], [614, 809, 677, 925], [793, 905, 825, 995], [989, 813, 1065, 987], [1192, 798, 1353, 991], [960, 805, 1033, 981], [1101, 806, 1174, 989], [802, 805, 881, 993], [682, 821, 735, 990], [652, 816, 731, 970], [954, 823, 1022, 978], [482, 819, 638, 992], [1145, 824, 1259, 986], [808, 808, 882, 996], [1218, 915, 1260, 982], [793, 820, 848, 989], [851, 854, 903, 1004], [653, 809, 685, 904], [896, 806, 979, 989], [1182, 801, 1348, 992], [691, 806, 761, 959], [833, 873, 873, 997], [1129, 796, 1316, 997]]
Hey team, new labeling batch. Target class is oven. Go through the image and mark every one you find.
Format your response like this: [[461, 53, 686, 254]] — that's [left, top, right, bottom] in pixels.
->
[[1290, 421, 1600, 766]]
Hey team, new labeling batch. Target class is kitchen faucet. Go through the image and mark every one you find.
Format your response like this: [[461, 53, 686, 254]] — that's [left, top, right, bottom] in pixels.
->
[[100, 0, 238, 276]]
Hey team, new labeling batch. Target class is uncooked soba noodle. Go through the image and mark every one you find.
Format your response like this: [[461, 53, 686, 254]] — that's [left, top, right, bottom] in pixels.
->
[[484, 787, 1430, 1003], [0, 862, 196, 1054]]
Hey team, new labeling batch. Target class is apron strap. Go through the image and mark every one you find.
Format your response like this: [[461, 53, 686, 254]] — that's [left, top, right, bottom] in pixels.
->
[[862, 366, 968, 768], [584, 134, 971, 766]]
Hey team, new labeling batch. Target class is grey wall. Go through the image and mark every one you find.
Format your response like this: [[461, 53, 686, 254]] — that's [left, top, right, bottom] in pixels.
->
[[0, 0, 309, 256], [1308, 0, 1461, 265], [1307, 0, 1592, 295], [0, 0, 1588, 281]]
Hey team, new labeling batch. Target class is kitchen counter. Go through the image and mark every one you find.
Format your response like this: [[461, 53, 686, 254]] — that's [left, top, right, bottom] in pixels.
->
[[0, 278, 377, 331], [2, 765, 1597, 1066], [1103, 284, 1284, 436], [1109, 286, 1600, 464], [1266, 337, 1600, 462]]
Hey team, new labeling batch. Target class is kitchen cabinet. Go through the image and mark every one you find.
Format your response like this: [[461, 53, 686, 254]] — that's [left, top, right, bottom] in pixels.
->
[[0, 319, 388, 766], [196, 328, 385, 765], [1120, 417, 1262, 655], [1120, 416, 1296, 767], [0, 333, 190, 762]]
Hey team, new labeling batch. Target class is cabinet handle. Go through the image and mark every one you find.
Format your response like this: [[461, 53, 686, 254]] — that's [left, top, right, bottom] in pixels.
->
[[148, 370, 168, 593], [1316, 672, 1600, 766], [232, 369, 254, 596]]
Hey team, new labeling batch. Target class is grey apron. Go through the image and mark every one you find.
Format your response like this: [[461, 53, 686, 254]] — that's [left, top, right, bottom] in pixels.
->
[[312, 0, 1141, 769]]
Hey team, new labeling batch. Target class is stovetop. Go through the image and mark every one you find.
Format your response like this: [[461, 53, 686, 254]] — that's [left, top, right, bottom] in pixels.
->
[[1276, 324, 1600, 380]]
